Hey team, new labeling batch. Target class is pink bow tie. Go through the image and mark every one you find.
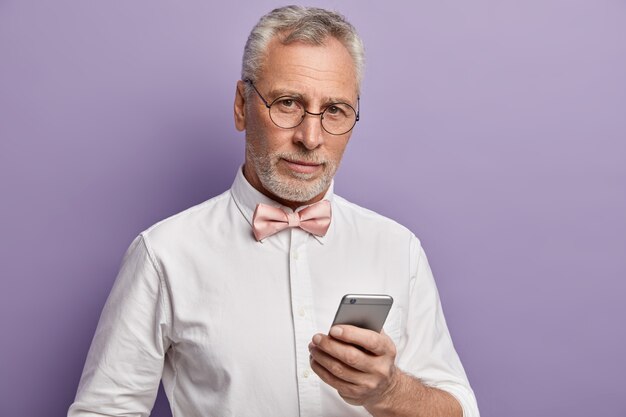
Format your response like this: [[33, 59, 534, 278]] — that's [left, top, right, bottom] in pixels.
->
[[252, 200, 332, 241]]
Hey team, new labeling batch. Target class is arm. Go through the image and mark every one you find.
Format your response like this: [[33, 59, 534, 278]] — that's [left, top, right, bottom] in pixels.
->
[[309, 325, 462, 417], [310, 234, 479, 416], [68, 235, 171, 417]]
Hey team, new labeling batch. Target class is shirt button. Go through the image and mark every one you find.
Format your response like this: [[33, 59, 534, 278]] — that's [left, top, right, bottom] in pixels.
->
[[303, 369, 311, 378], [293, 252, 299, 260], [298, 307, 306, 317]]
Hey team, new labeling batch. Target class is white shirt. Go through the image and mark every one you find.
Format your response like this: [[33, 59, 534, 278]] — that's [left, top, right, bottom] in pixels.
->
[[68, 168, 479, 417]]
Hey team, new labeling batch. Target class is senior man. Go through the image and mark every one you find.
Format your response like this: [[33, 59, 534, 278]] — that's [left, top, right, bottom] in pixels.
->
[[69, 6, 479, 417]]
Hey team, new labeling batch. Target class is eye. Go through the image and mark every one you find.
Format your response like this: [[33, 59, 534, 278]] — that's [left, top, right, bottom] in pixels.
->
[[325, 104, 349, 118], [275, 97, 300, 109], [326, 105, 340, 115]]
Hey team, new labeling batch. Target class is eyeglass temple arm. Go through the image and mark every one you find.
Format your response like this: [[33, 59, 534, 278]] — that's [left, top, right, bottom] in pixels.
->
[[244, 79, 271, 108]]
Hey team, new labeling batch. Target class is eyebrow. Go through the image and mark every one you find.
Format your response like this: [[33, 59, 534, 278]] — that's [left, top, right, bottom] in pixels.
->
[[266, 88, 355, 107]]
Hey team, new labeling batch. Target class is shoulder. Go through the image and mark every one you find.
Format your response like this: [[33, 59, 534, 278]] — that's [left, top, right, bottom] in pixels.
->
[[139, 189, 233, 249], [332, 195, 421, 246]]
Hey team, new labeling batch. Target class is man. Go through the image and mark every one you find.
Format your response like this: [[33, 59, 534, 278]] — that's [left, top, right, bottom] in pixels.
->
[[69, 6, 479, 417]]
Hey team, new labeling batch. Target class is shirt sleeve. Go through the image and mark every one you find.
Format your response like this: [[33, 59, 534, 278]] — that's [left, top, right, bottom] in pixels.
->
[[399, 234, 480, 417], [68, 234, 172, 417]]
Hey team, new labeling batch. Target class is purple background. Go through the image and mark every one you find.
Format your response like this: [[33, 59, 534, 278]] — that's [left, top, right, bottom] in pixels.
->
[[1, 1, 625, 416]]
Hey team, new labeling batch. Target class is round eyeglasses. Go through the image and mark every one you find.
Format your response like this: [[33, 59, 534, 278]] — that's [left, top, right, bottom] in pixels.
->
[[245, 79, 360, 136]]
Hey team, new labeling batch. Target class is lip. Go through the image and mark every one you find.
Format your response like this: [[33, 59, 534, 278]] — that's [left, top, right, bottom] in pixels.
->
[[282, 158, 323, 174]]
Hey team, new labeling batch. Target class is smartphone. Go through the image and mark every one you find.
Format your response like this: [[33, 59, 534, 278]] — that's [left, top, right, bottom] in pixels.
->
[[330, 294, 393, 333]]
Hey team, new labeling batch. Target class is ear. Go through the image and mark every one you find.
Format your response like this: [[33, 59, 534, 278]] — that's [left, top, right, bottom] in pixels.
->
[[234, 80, 247, 132]]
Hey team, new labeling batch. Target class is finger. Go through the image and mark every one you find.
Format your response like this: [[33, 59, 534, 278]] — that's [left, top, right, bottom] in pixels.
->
[[309, 342, 367, 385], [309, 356, 365, 405], [329, 325, 394, 356], [311, 334, 372, 373]]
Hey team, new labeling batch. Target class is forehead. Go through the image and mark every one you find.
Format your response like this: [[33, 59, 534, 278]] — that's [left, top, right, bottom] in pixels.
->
[[259, 36, 358, 101]]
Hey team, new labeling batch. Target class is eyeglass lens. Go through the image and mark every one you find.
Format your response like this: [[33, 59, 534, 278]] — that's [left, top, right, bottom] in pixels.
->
[[269, 97, 357, 135]]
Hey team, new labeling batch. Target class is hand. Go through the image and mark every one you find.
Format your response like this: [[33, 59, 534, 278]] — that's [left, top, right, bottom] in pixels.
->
[[309, 325, 399, 407]]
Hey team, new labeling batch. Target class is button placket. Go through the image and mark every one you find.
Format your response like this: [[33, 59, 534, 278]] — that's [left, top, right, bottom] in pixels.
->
[[288, 228, 321, 417]]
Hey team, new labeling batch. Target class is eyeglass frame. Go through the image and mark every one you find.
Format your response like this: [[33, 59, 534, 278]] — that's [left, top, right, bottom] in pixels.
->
[[244, 79, 360, 136]]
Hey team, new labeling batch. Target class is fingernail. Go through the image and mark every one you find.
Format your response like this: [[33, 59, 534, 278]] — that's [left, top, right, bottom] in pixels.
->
[[312, 334, 322, 345], [330, 326, 343, 337]]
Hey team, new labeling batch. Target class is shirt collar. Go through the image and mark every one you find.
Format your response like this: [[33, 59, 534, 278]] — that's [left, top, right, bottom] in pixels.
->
[[230, 166, 334, 244]]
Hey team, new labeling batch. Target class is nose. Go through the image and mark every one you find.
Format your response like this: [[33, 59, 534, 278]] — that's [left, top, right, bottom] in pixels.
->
[[293, 111, 325, 150]]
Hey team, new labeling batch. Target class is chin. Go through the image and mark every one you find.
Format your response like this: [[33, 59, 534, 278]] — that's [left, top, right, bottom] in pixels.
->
[[264, 175, 329, 204]]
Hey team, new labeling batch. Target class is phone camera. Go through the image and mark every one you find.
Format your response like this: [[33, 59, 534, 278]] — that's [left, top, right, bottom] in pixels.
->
[[349, 298, 357, 304]]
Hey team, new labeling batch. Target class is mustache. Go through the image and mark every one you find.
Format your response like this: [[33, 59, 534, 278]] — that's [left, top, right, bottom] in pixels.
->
[[276, 151, 327, 165]]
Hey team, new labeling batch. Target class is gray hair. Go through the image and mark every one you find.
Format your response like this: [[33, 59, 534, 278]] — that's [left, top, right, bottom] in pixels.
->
[[241, 5, 365, 93]]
